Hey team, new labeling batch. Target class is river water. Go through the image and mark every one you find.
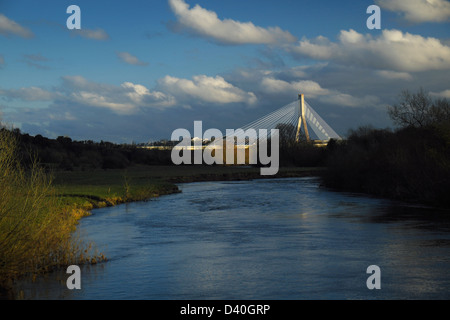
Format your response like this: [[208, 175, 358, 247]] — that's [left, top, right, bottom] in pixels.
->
[[15, 177, 450, 299]]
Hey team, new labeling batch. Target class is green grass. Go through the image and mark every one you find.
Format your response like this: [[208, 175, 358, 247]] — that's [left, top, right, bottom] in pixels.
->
[[52, 166, 181, 209], [52, 165, 323, 209]]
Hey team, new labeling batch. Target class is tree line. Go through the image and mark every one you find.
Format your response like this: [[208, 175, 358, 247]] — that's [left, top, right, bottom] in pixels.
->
[[4, 131, 174, 171], [322, 88, 450, 208]]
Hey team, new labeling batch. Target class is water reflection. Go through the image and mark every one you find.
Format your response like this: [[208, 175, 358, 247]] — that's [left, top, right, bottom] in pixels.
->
[[12, 177, 450, 300]]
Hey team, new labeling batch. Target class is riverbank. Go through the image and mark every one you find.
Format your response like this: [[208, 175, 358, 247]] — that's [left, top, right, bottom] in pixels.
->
[[54, 165, 324, 256], [53, 165, 324, 211], [53, 165, 325, 255], [11, 176, 450, 300], [1, 164, 321, 297]]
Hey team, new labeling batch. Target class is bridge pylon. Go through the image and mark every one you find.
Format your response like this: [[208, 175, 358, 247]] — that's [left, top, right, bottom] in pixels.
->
[[295, 93, 310, 143]]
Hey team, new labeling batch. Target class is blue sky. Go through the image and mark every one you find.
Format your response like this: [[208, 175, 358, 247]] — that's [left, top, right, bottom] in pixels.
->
[[1, 0, 450, 143]]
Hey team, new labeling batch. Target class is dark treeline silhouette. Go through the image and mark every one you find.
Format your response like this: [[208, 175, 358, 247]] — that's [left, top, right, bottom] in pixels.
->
[[322, 89, 450, 208], [3, 130, 173, 170], [276, 123, 327, 167], [3, 125, 324, 171]]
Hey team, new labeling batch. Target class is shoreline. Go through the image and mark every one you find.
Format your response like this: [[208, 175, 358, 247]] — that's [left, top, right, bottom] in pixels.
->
[[164, 165, 324, 184], [1, 165, 323, 298], [4, 164, 447, 298], [65, 165, 325, 214]]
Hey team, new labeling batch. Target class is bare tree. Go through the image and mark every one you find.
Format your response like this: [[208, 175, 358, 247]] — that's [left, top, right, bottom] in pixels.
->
[[387, 88, 450, 128], [388, 88, 432, 128]]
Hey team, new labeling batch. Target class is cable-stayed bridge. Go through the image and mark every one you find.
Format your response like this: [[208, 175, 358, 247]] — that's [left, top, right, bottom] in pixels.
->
[[168, 93, 341, 169], [209, 94, 341, 148]]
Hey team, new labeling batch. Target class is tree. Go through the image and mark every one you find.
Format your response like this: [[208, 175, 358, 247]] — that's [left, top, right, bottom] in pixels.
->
[[275, 123, 297, 148], [430, 98, 450, 125], [387, 88, 450, 128]]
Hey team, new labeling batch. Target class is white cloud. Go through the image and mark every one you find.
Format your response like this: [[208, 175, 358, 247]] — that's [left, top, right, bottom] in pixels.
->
[[70, 91, 135, 114], [158, 74, 257, 105], [121, 82, 176, 108], [0, 87, 57, 101], [261, 78, 330, 98], [319, 93, 380, 108], [376, 0, 450, 23], [1, 76, 176, 114], [430, 89, 450, 99], [117, 52, 148, 66], [168, 0, 296, 45], [288, 36, 336, 60], [2, 74, 257, 115], [288, 29, 450, 72], [260, 77, 379, 107], [66, 77, 175, 113], [0, 13, 33, 38]]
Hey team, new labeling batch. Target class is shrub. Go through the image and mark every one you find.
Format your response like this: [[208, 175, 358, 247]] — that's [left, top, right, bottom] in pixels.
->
[[0, 129, 89, 289]]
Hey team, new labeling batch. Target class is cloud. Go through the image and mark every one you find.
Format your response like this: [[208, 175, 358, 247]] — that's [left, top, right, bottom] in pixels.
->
[[260, 77, 379, 107], [117, 52, 149, 66], [1, 76, 176, 114], [1, 74, 257, 117], [71, 28, 109, 40], [287, 29, 450, 72], [0, 75, 260, 143], [375, 70, 413, 81], [0, 55, 4, 68], [287, 35, 336, 60], [0, 13, 34, 38], [261, 78, 329, 98], [121, 82, 175, 108], [168, 0, 296, 45], [376, 0, 450, 23], [63, 76, 175, 113], [22, 53, 50, 70], [70, 91, 136, 114], [0, 86, 57, 101], [430, 89, 450, 99], [158, 74, 257, 105]]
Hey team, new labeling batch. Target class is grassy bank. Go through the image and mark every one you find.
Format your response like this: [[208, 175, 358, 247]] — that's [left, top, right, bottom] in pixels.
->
[[52, 165, 323, 210], [53, 166, 182, 211]]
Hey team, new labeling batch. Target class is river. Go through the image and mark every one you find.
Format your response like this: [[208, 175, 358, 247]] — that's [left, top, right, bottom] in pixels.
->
[[14, 177, 450, 299]]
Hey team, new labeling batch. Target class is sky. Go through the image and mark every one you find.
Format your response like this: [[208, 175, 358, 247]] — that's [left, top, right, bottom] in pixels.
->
[[0, 0, 449, 143]]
